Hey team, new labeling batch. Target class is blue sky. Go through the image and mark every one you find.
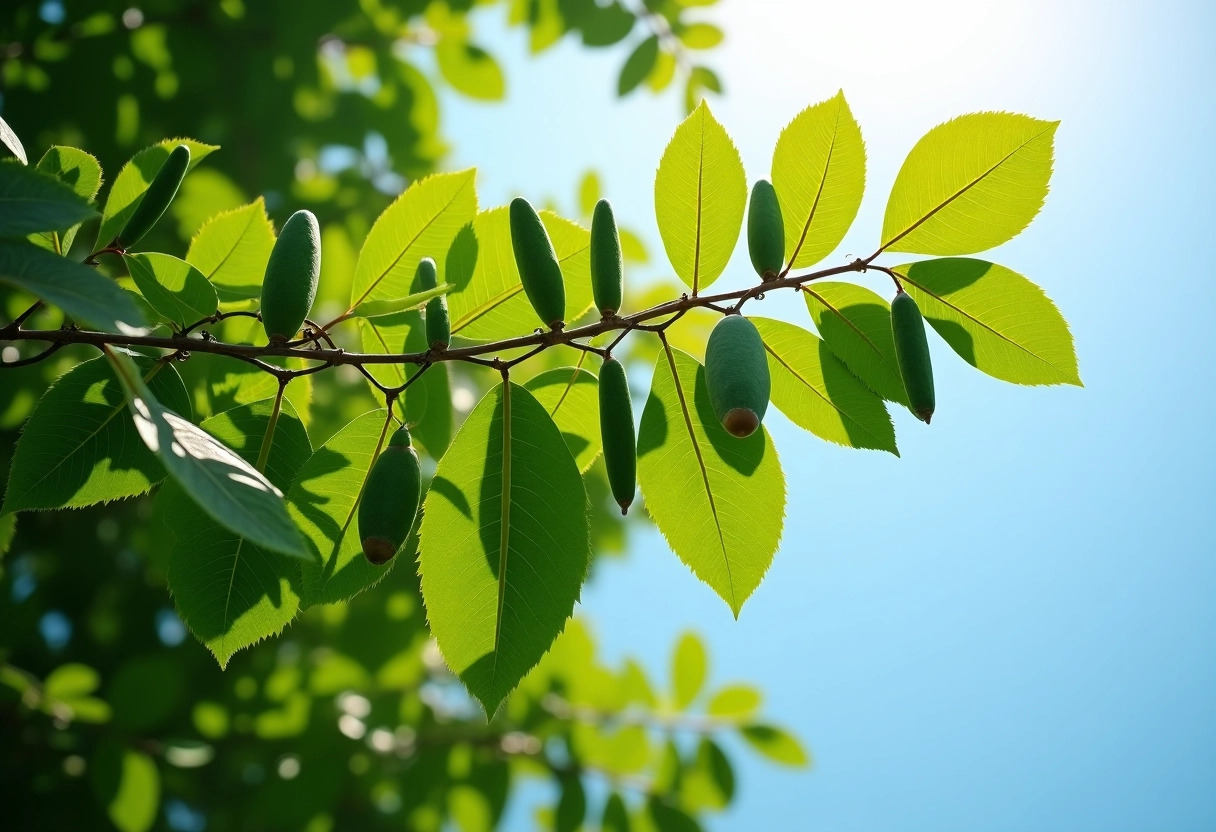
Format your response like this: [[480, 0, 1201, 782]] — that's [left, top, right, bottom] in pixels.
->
[[438, 1, 1216, 828]]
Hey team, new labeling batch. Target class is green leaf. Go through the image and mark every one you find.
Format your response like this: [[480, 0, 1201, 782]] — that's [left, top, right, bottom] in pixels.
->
[[893, 258, 1081, 386], [671, 631, 707, 709], [681, 738, 734, 810], [678, 23, 723, 49], [92, 744, 160, 832], [752, 316, 897, 454], [0, 241, 147, 333], [523, 365, 602, 473], [772, 91, 866, 270], [357, 311, 453, 458], [352, 282, 453, 320], [105, 349, 306, 557], [602, 793, 630, 832], [98, 138, 218, 250], [620, 228, 649, 264], [880, 113, 1058, 255], [162, 398, 312, 668], [803, 282, 909, 407], [44, 663, 100, 700], [578, 171, 601, 218], [580, 2, 635, 47], [0, 114, 27, 164], [619, 35, 660, 96], [2, 355, 190, 514], [556, 774, 587, 832], [126, 252, 217, 328], [706, 684, 761, 719], [647, 49, 676, 93], [647, 798, 700, 832], [185, 198, 275, 302], [437, 39, 505, 101], [32, 146, 104, 254], [654, 101, 745, 293], [350, 169, 477, 310], [288, 410, 399, 606], [740, 723, 809, 767], [636, 345, 784, 615], [447, 206, 594, 341], [0, 160, 96, 238], [419, 382, 591, 715]]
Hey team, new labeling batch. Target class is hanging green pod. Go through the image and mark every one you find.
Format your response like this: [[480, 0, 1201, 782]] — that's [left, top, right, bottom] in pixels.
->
[[260, 209, 321, 343], [358, 426, 422, 565], [891, 290, 936, 423], [705, 315, 771, 438], [590, 198, 624, 316], [116, 144, 190, 249], [598, 357, 636, 514], [509, 197, 566, 329]]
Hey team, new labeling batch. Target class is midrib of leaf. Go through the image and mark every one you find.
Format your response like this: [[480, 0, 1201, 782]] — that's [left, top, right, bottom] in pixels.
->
[[896, 269, 1071, 376], [784, 103, 840, 272], [493, 382, 512, 657], [881, 124, 1055, 253], [450, 242, 590, 335], [350, 176, 473, 310], [802, 287, 899, 388], [692, 110, 705, 295], [13, 361, 166, 501], [763, 341, 888, 448], [219, 537, 247, 659], [201, 205, 256, 280], [662, 340, 734, 608]]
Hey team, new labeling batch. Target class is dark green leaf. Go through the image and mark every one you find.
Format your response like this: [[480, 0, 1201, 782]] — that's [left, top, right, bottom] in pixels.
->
[[618, 35, 660, 96], [126, 252, 218, 328], [0, 160, 96, 238]]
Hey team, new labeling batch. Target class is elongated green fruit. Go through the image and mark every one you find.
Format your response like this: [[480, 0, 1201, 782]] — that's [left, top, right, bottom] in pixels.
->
[[590, 198, 623, 316], [705, 315, 770, 438], [415, 256, 450, 349], [598, 357, 636, 514], [260, 209, 320, 343], [509, 197, 565, 329], [358, 426, 422, 565], [891, 290, 935, 424], [747, 179, 784, 280], [116, 144, 190, 249]]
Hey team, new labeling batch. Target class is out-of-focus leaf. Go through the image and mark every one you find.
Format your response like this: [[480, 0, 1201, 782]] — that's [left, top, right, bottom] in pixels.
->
[[706, 684, 761, 719], [578, 171, 601, 218], [740, 723, 809, 767], [581, 2, 635, 46], [437, 40, 505, 101], [91, 743, 160, 832], [555, 774, 586, 832], [678, 23, 723, 49], [619, 35, 659, 96], [671, 631, 707, 709]]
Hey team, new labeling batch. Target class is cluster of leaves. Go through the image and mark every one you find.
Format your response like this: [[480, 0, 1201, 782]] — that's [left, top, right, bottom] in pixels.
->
[[1, 87, 1079, 730], [1, 499, 803, 831], [0, 0, 724, 235]]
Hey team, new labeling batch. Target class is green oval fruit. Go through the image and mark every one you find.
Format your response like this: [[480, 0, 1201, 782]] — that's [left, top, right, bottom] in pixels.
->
[[747, 179, 784, 280], [358, 426, 422, 565], [509, 197, 565, 329], [116, 144, 190, 249], [705, 315, 770, 438], [260, 209, 321, 343], [891, 290, 935, 424], [598, 357, 636, 514], [590, 198, 623, 316], [415, 256, 450, 349]]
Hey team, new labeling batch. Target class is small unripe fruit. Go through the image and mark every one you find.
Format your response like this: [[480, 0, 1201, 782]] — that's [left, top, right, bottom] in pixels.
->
[[416, 257, 450, 350], [598, 357, 636, 514], [590, 199, 623, 316], [116, 144, 190, 249], [705, 315, 770, 438], [747, 179, 784, 280], [509, 197, 565, 329], [260, 209, 321, 343], [891, 290, 935, 424], [358, 426, 422, 565]]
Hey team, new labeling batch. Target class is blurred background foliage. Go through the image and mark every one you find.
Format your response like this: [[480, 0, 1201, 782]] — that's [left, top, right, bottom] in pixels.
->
[[0, 1, 806, 830]]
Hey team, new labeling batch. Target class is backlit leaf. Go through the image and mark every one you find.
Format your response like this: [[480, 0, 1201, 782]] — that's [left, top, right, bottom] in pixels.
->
[[437, 39, 505, 101], [654, 101, 745, 292], [672, 631, 707, 709], [419, 382, 591, 715], [185, 198, 275, 302], [740, 723, 809, 767], [753, 317, 897, 454], [31, 146, 103, 254], [98, 138, 218, 250], [523, 365, 602, 473], [637, 345, 784, 615], [802, 282, 908, 406], [706, 684, 761, 720], [91, 744, 160, 832], [126, 252, 217, 328], [772, 92, 865, 270], [0, 241, 147, 333], [893, 258, 1081, 385], [880, 112, 1057, 255]]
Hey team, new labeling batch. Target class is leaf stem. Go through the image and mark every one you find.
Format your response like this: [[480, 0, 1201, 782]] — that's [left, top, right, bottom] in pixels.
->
[[254, 379, 287, 474]]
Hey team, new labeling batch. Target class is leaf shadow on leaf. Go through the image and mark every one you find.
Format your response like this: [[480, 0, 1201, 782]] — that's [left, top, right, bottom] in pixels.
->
[[560, 432, 590, 461], [428, 475, 471, 521], [447, 221, 479, 294], [923, 317, 975, 365], [635, 390, 668, 457], [287, 446, 357, 566], [818, 340, 902, 448], [900, 257, 990, 366], [476, 394, 507, 570]]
